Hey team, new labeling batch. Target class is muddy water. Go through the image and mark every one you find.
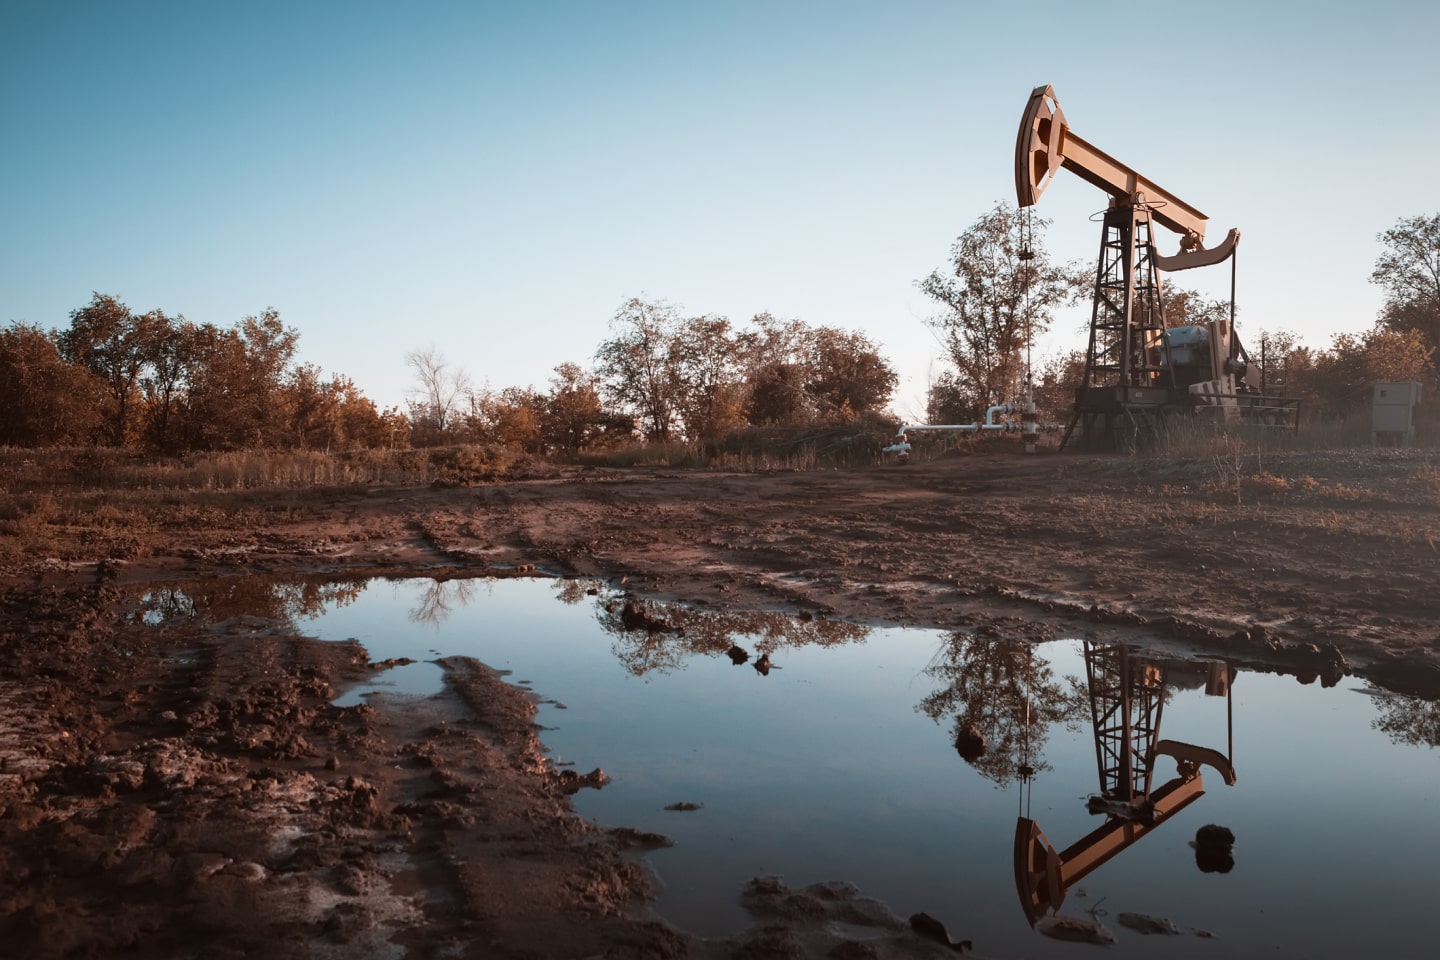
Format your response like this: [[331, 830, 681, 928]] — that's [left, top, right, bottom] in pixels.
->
[[267, 577, 1438, 957]]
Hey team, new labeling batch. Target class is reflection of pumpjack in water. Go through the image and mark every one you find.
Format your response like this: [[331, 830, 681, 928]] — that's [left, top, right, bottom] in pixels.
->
[[1014, 642, 1236, 925]]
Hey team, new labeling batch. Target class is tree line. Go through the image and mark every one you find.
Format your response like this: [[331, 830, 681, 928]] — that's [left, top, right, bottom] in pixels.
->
[[6, 210, 1434, 455], [405, 299, 898, 455], [0, 295, 403, 451], [1, 293, 896, 456]]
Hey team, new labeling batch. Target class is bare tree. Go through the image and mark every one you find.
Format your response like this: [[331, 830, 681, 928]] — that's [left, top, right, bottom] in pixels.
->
[[405, 346, 473, 441]]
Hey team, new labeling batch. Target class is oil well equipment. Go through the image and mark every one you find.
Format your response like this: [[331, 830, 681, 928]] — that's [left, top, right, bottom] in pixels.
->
[[1016, 84, 1298, 451]]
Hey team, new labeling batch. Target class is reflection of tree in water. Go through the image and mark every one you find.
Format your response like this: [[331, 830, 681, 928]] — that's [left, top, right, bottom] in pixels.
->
[[596, 594, 870, 677], [137, 577, 368, 627], [919, 633, 1086, 787], [552, 578, 603, 606], [411, 578, 486, 626], [1369, 689, 1440, 748]]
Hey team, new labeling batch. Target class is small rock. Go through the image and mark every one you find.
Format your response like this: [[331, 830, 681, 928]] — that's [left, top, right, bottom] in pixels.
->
[[1036, 914, 1115, 944], [909, 912, 970, 951], [219, 861, 268, 882], [806, 880, 859, 901], [557, 767, 610, 793], [664, 801, 703, 811], [609, 827, 674, 849], [746, 876, 786, 897]]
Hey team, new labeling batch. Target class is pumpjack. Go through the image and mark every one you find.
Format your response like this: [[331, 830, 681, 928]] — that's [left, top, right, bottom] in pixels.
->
[[1015, 85, 1298, 450], [1014, 643, 1236, 925]]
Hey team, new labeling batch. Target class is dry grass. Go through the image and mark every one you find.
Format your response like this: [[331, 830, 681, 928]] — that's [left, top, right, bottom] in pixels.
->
[[1409, 460, 1440, 503], [0, 444, 548, 493], [0, 444, 552, 570], [580, 421, 896, 471], [4, 425, 1438, 570]]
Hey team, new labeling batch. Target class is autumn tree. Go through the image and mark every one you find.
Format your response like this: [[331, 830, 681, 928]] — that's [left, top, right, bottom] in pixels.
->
[[919, 203, 1083, 420], [323, 374, 403, 449], [741, 314, 812, 425], [594, 298, 680, 443], [56, 293, 169, 446], [543, 362, 611, 455], [740, 314, 896, 426], [596, 300, 899, 440], [1287, 327, 1433, 415], [139, 313, 197, 453], [804, 326, 897, 420], [473, 386, 546, 453], [222, 310, 299, 446], [669, 315, 746, 439], [1372, 214, 1440, 354], [7, 293, 400, 453], [284, 363, 364, 450], [745, 362, 809, 425], [172, 311, 299, 450], [0, 323, 102, 445]]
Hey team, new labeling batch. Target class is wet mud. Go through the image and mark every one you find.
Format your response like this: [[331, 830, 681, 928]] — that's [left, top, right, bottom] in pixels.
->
[[3, 447, 1438, 956]]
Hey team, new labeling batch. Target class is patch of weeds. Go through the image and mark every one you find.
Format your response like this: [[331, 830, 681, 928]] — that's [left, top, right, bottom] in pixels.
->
[[1312, 482, 1365, 502], [1244, 472, 1293, 497], [1409, 460, 1440, 503], [160, 503, 240, 529], [0, 492, 62, 538]]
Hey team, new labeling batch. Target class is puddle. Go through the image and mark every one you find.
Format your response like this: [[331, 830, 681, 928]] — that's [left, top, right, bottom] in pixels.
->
[[137, 576, 1438, 956]]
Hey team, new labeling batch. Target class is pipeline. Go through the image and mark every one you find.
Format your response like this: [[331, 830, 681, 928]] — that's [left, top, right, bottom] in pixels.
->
[[882, 404, 1016, 462], [893, 402, 1019, 436], [883, 393, 1053, 462]]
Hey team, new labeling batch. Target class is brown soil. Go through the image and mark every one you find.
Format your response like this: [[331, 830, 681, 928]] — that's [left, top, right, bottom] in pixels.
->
[[3, 447, 1437, 957]]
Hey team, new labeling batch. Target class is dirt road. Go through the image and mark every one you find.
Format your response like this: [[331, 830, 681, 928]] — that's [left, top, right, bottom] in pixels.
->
[[3, 446, 1437, 957]]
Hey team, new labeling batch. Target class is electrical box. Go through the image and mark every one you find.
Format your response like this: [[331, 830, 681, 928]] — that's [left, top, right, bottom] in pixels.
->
[[1372, 382, 1422, 444]]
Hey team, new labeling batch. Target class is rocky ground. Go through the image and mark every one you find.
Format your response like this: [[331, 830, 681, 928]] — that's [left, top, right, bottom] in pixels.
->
[[2, 446, 1437, 957]]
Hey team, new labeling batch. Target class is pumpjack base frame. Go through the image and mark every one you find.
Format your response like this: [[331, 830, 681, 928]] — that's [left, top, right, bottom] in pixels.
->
[[1060, 386, 1301, 452]]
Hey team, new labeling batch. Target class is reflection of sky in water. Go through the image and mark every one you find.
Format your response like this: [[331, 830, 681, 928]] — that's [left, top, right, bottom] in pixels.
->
[[295, 578, 1438, 957]]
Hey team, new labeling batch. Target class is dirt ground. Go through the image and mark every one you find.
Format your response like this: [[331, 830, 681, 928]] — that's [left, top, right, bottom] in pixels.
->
[[2, 446, 1438, 957]]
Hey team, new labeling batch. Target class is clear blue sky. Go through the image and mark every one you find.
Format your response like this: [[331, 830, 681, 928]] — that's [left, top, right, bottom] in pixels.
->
[[4, 0, 1437, 420]]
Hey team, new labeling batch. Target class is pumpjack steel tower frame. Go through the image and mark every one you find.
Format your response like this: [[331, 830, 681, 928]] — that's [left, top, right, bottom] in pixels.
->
[[1014, 84, 1295, 450]]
